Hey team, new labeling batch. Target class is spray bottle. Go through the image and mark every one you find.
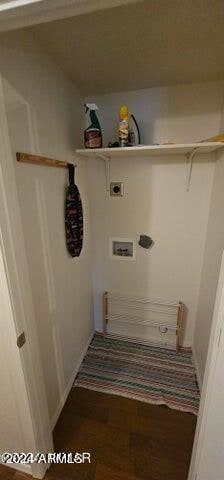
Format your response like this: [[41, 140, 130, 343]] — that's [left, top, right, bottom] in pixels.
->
[[119, 105, 129, 147], [84, 103, 102, 149]]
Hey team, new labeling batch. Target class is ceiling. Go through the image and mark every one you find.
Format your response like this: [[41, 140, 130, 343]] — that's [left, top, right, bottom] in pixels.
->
[[30, 0, 224, 95]]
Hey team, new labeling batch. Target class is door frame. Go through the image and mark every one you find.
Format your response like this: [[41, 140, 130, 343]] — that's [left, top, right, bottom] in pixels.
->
[[0, 75, 53, 478], [1, 68, 224, 479], [0, 0, 142, 32], [188, 251, 224, 479]]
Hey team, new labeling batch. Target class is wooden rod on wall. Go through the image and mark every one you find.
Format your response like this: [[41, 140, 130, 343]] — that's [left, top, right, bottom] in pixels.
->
[[16, 152, 74, 169]]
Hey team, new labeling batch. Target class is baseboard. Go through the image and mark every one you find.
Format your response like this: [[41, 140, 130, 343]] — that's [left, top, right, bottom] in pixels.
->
[[192, 345, 203, 392], [51, 330, 94, 430], [0, 459, 32, 475]]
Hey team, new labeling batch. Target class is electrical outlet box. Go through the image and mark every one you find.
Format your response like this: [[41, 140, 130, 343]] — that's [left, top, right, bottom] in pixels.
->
[[110, 182, 124, 197], [109, 237, 136, 260]]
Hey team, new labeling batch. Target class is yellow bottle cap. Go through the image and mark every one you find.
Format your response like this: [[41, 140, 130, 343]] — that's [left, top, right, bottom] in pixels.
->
[[119, 105, 128, 119]]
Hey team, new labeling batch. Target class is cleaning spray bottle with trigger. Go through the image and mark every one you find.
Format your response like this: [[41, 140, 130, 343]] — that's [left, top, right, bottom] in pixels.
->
[[84, 103, 102, 149]]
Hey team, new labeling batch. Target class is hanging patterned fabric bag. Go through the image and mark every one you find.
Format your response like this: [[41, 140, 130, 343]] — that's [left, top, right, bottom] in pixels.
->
[[65, 163, 83, 257]]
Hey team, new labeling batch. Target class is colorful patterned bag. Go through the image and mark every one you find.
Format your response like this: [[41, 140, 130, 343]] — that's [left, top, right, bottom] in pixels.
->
[[65, 164, 83, 257]]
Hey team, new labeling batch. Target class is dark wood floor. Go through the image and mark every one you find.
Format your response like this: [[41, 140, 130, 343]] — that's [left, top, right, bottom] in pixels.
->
[[0, 387, 197, 480]]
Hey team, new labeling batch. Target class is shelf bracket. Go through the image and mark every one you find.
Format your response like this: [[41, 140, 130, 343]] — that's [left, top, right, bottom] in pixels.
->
[[186, 147, 198, 192], [95, 153, 111, 192]]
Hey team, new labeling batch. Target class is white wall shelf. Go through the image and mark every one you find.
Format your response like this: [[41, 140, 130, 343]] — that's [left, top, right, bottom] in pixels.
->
[[76, 142, 224, 191], [76, 142, 223, 158]]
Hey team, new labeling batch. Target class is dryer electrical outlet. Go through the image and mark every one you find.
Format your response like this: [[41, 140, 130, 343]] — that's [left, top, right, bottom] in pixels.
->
[[110, 182, 124, 197]]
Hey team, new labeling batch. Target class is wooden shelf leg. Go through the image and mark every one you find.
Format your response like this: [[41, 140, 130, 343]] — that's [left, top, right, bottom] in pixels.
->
[[176, 303, 184, 352], [103, 292, 108, 337]]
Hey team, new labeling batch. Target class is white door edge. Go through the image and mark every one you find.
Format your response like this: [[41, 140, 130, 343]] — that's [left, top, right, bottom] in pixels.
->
[[188, 251, 224, 480], [0, 74, 53, 478]]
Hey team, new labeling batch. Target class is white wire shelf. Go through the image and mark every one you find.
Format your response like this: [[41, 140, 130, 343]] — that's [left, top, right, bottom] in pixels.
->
[[76, 142, 223, 159], [103, 292, 184, 351], [106, 313, 180, 330]]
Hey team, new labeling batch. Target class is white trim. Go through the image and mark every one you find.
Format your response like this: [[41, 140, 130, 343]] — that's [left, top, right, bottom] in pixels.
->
[[51, 331, 94, 430], [0, 0, 142, 32], [0, 459, 32, 476], [35, 179, 56, 314], [0, 0, 42, 12], [192, 345, 203, 392]]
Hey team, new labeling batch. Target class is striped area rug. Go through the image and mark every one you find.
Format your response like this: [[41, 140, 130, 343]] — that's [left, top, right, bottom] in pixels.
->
[[74, 333, 200, 415]]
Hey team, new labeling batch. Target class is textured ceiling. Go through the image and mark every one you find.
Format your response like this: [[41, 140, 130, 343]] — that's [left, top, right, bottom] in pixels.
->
[[31, 0, 224, 95]]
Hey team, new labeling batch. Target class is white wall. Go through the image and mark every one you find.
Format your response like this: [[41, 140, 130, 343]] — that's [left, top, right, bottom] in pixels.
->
[[87, 82, 224, 147], [87, 81, 224, 346], [193, 149, 224, 382], [0, 29, 94, 424]]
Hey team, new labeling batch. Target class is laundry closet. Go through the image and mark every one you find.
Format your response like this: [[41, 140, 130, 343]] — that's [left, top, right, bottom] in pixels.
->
[[0, 2, 224, 480]]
